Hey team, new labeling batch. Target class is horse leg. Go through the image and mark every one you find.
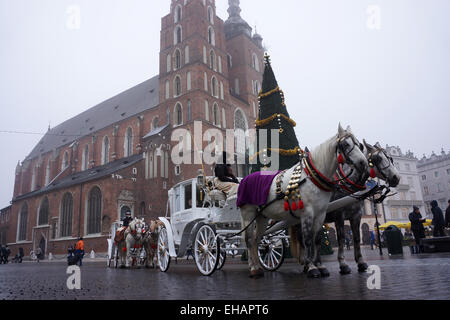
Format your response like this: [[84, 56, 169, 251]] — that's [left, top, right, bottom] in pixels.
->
[[301, 214, 320, 278], [241, 206, 263, 278], [118, 242, 126, 268], [350, 215, 368, 272], [125, 238, 132, 268], [312, 214, 330, 277], [335, 214, 351, 274]]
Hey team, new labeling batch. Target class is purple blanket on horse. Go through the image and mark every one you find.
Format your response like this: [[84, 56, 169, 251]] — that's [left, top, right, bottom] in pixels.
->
[[236, 171, 281, 208]]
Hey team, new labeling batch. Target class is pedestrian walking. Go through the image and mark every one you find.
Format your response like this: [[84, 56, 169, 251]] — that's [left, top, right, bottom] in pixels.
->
[[409, 206, 426, 254], [345, 234, 351, 250], [0, 245, 4, 264], [75, 237, 85, 266], [35, 247, 42, 263], [431, 200, 446, 237], [445, 200, 450, 231], [4, 246, 10, 264], [370, 231, 376, 250]]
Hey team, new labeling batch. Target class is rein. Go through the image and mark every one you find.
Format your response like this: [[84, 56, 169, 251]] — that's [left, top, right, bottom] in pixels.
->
[[334, 163, 367, 194], [304, 152, 336, 192]]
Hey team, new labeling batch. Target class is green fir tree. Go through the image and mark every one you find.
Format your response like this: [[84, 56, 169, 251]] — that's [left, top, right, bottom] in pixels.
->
[[252, 54, 301, 173]]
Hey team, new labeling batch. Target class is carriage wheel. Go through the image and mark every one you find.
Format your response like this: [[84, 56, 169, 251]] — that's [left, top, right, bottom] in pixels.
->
[[194, 225, 220, 276], [157, 227, 171, 272], [107, 244, 117, 268], [216, 246, 227, 271], [113, 246, 119, 269], [258, 235, 286, 272]]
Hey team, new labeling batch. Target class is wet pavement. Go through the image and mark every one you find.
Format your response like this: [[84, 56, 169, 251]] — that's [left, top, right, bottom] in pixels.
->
[[0, 248, 449, 300]]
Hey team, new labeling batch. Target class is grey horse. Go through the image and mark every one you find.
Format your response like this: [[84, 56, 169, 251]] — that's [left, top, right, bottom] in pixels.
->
[[290, 140, 400, 274]]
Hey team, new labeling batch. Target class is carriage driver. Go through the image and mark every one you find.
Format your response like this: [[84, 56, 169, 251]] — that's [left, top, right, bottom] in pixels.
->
[[115, 211, 134, 243], [214, 152, 239, 197]]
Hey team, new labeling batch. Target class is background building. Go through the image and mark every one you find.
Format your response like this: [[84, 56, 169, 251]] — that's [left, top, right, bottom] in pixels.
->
[[381, 146, 426, 222], [4, 0, 264, 257], [417, 149, 450, 214]]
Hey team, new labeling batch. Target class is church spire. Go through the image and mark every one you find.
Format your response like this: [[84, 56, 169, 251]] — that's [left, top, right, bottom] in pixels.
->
[[224, 0, 252, 39]]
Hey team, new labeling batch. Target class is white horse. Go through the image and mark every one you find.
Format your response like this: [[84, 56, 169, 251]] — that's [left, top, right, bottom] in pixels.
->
[[142, 220, 165, 269], [240, 124, 369, 278], [118, 218, 147, 268], [290, 140, 400, 274]]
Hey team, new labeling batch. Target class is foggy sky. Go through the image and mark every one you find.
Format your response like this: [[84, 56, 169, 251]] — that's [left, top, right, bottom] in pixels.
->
[[1, 0, 449, 208]]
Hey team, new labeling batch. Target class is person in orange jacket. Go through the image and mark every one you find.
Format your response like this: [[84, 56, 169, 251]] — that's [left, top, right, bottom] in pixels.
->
[[75, 237, 85, 266]]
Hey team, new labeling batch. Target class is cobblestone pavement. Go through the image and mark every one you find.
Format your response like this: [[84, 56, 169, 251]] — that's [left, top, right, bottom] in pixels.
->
[[0, 248, 449, 300]]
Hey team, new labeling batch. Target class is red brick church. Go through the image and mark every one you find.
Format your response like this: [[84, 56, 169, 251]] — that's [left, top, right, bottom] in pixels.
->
[[0, 0, 264, 257]]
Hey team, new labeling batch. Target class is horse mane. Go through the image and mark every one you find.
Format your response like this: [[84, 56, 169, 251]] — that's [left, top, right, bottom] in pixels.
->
[[310, 133, 339, 178]]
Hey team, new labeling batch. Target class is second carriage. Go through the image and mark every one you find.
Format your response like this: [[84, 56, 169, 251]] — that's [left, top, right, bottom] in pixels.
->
[[157, 173, 290, 276]]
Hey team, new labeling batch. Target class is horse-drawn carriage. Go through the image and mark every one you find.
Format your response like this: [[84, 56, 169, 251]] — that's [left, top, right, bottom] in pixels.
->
[[156, 174, 290, 276], [107, 218, 158, 269]]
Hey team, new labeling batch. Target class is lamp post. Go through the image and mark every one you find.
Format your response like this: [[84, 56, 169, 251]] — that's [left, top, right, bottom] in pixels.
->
[[373, 196, 383, 256]]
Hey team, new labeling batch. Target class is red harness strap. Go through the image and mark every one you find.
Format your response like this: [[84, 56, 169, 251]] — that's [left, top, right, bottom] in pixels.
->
[[304, 152, 336, 192], [335, 164, 366, 194]]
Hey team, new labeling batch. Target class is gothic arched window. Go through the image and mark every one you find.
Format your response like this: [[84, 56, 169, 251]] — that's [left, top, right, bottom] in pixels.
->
[[174, 5, 182, 23], [208, 27, 215, 46], [174, 25, 182, 45], [18, 203, 28, 241], [87, 187, 102, 235], [213, 103, 220, 126], [174, 49, 181, 70], [209, 50, 216, 70], [208, 6, 214, 24], [102, 136, 109, 165], [211, 76, 218, 97], [152, 117, 160, 130], [60, 193, 73, 238], [174, 103, 183, 126], [82, 145, 89, 171], [62, 151, 69, 171], [174, 76, 182, 97], [38, 197, 49, 226], [125, 127, 133, 157]]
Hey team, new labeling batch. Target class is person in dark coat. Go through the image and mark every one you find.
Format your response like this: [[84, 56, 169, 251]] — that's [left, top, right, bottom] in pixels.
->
[[430, 200, 446, 237], [214, 152, 239, 197], [445, 200, 450, 230], [122, 211, 133, 227], [409, 206, 426, 254], [0, 245, 3, 264]]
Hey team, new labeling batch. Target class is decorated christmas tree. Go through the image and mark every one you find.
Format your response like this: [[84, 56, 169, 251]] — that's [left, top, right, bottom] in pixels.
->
[[251, 54, 301, 173]]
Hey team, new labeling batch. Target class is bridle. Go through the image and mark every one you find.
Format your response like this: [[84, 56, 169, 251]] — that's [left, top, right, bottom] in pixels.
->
[[367, 147, 394, 182], [336, 133, 361, 167]]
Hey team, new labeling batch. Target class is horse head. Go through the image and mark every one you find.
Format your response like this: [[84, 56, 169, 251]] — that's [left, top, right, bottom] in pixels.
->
[[363, 140, 400, 187], [129, 218, 145, 241], [337, 124, 369, 180]]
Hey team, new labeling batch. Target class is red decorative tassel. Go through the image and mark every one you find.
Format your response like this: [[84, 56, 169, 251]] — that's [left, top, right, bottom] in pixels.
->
[[291, 201, 298, 211], [337, 154, 344, 164], [370, 167, 376, 178], [122, 248, 127, 253], [298, 200, 304, 210], [284, 201, 290, 211]]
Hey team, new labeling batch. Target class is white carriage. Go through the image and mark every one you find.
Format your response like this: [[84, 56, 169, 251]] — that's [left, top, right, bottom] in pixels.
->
[[157, 174, 290, 276]]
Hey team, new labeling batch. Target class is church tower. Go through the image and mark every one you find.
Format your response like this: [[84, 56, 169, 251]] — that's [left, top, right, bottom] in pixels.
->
[[158, 0, 265, 180]]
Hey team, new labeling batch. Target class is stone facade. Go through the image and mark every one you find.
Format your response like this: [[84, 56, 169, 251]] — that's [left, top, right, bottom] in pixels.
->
[[380, 146, 426, 222], [3, 0, 264, 257], [417, 149, 450, 214]]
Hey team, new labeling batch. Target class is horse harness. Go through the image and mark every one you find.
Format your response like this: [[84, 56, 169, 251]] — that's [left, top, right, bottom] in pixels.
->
[[367, 147, 394, 181], [256, 134, 360, 219]]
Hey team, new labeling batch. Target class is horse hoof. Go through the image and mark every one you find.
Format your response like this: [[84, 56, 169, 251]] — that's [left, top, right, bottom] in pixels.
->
[[249, 269, 264, 279], [307, 269, 321, 278], [319, 268, 330, 278], [339, 265, 352, 275], [119, 265, 126, 269], [358, 263, 368, 273]]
